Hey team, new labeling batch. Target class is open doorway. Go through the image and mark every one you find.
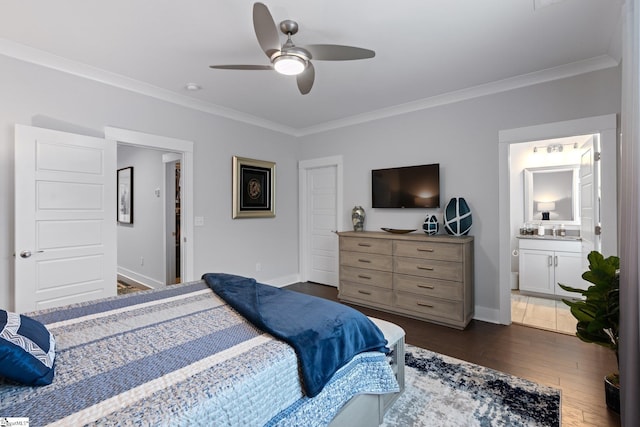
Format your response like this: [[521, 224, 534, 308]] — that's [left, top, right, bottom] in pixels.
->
[[498, 114, 618, 326], [164, 156, 181, 285], [508, 135, 591, 334], [116, 145, 184, 289], [106, 126, 194, 292]]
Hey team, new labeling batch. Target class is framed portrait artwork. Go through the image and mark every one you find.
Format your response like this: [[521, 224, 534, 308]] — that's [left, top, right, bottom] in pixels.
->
[[232, 156, 275, 218], [117, 167, 134, 224]]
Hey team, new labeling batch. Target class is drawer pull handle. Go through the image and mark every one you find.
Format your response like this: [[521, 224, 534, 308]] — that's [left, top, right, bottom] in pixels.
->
[[417, 266, 434, 271], [358, 290, 372, 295], [358, 259, 372, 263], [357, 243, 372, 247], [358, 274, 372, 280], [417, 248, 435, 252], [417, 302, 434, 308], [417, 284, 435, 289]]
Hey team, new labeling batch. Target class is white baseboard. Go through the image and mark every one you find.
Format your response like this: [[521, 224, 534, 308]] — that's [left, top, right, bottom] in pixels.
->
[[263, 273, 301, 288], [473, 306, 502, 324], [118, 267, 164, 289]]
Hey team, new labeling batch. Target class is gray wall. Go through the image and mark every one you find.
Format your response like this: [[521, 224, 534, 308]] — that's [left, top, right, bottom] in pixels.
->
[[298, 66, 621, 320], [0, 53, 621, 320], [0, 54, 299, 309]]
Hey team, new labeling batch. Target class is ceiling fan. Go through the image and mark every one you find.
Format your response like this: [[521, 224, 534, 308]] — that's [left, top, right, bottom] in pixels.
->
[[210, 2, 375, 95]]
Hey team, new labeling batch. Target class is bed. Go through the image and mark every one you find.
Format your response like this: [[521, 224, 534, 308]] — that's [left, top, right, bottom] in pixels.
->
[[1, 274, 403, 426]]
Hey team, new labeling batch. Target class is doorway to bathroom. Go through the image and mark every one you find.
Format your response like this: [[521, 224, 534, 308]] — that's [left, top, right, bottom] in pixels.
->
[[509, 135, 591, 334], [498, 114, 618, 329]]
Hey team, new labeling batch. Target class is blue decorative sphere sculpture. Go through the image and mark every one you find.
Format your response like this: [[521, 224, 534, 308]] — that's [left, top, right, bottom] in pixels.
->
[[443, 197, 472, 236], [422, 214, 439, 235]]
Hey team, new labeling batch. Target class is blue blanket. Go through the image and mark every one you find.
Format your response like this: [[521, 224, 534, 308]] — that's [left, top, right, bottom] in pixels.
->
[[202, 273, 389, 397]]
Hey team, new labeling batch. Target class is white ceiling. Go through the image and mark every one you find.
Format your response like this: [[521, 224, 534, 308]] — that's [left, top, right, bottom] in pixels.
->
[[0, 0, 623, 135]]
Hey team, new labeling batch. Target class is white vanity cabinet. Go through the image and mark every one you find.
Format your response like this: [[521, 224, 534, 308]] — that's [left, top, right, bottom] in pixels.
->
[[518, 237, 586, 298]]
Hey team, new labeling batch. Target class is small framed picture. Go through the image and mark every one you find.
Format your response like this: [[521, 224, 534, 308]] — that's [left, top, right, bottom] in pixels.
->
[[117, 167, 133, 224], [232, 156, 275, 219]]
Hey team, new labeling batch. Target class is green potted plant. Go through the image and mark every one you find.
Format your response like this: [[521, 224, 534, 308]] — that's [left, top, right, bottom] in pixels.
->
[[558, 251, 620, 413]]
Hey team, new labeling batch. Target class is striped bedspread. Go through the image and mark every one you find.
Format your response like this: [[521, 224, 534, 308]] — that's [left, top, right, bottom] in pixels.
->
[[0, 281, 398, 426]]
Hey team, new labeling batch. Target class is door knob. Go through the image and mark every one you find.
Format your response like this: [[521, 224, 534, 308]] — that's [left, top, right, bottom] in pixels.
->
[[19, 250, 42, 258]]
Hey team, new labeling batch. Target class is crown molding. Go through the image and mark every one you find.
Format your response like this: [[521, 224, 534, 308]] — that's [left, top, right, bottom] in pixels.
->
[[294, 54, 620, 136], [0, 39, 297, 135], [0, 39, 619, 138]]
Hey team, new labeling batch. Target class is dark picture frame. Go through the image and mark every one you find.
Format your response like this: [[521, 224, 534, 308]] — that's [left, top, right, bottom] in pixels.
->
[[117, 166, 134, 224], [232, 156, 275, 218]]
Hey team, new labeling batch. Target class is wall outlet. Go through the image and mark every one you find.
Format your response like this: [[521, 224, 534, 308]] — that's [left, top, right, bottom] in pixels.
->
[[140, 256, 144, 266], [194, 216, 204, 226], [256, 263, 261, 272]]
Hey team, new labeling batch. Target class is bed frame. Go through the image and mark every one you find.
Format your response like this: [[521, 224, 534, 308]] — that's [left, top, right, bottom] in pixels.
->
[[330, 318, 406, 427]]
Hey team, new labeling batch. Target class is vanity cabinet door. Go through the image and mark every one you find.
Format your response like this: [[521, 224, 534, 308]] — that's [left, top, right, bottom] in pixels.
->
[[554, 251, 587, 297], [519, 249, 554, 295]]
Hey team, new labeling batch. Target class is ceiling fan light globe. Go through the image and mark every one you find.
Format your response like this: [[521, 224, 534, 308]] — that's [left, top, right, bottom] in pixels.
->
[[273, 55, 306, 75]]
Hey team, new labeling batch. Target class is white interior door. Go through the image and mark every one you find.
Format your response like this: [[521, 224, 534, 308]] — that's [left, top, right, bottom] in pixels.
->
[[579, 135, 601, 263], [14, 125, 116, 313], [306, 165, 339, 286]]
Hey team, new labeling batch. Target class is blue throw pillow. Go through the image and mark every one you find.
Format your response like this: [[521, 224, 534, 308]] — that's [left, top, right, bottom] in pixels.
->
[[0, 310, 56, 386]]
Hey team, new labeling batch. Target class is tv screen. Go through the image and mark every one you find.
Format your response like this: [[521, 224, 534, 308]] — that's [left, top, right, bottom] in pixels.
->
[[372, 163, 440, 208]]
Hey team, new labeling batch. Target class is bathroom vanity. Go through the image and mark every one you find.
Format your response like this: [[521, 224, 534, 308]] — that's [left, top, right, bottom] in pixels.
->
[[518, 236, 587, 298]]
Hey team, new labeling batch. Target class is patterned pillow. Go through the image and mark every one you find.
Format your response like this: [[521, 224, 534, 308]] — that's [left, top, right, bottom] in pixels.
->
[[0, 310, 56, 386]]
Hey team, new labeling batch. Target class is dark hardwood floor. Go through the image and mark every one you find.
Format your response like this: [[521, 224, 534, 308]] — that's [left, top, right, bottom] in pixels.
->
[[285, 282, 620, 427]]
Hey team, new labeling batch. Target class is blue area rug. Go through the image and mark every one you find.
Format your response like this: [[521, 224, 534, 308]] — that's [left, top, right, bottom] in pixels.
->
[[381, 344, 561, 427]]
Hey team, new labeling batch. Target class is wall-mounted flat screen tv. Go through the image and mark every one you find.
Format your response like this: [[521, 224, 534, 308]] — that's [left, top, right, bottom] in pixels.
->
[[372, 163, 440, 208]]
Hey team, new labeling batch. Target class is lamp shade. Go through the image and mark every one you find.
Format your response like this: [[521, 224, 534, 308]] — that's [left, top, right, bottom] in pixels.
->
[[537, 202, 556, 212]]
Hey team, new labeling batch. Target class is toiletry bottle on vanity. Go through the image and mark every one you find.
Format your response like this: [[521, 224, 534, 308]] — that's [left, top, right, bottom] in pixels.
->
[[559, 224, 566, 237], [538, 223, 545, 236]]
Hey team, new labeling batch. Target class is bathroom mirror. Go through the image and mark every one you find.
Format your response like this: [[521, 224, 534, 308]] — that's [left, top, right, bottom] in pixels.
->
[[524, 165, 580, 225]]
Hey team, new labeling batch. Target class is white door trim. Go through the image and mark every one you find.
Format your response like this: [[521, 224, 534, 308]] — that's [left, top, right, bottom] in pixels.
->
[[498, 114, 617, 325], [298, 156, 343, 283], [104, 126, 195, 283]]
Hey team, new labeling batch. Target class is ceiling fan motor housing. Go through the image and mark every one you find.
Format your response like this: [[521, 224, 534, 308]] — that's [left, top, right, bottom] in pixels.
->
[[279, 20, 299, 35]]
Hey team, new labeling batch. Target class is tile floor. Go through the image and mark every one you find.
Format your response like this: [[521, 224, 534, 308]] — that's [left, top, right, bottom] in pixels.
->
[[511, 291, 578, 335]]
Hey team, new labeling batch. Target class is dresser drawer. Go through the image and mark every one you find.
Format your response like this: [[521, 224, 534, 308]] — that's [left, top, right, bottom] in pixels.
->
[[394, 274, 463, 300], [394, 241, 462, 261], [395, 292, 463, 322], [340, 266, 392, 289], [341, 251, 393, 271], [394, 257, 462, 281], [340, 281, 393, 306], [340, 236, 392, 255]]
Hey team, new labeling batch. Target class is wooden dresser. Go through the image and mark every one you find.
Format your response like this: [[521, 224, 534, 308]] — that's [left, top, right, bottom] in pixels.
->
[[338, 231, 474, 329]]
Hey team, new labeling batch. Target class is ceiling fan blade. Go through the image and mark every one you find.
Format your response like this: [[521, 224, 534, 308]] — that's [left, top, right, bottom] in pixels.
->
[[210, 65, 273, 70], [297, 62, 315, 95], [253, 2, 281, 58], [303, 44, 375, 61]]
